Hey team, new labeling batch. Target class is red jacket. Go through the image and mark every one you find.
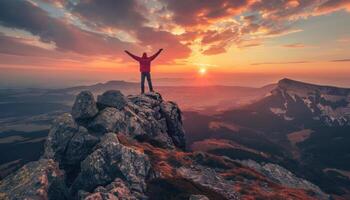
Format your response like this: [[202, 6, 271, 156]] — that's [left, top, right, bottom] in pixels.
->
[[125, 49, 162, 72], [138, 58, 152, 72]]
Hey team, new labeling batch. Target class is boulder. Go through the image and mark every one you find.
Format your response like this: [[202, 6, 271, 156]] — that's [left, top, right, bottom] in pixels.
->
[[89, 107, 125, 134], [70, 133, 152, 196], [97, 90, 128, 110], [0, 159, 68, 200], [72, 91, 98, 120]]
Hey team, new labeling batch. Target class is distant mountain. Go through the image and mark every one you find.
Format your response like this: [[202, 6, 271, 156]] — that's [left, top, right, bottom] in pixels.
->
[[184, 78, 350, 198], [266, 78, 350, 126], [51, 80, 139, 94], [51, 80, 277, 112]]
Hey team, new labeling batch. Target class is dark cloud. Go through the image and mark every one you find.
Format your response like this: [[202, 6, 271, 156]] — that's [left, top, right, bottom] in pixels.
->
[[0, 33, 57, 57], [71, 0, 147, 30], [68, 0, 191, 60], [0, 0, 348, 61], [0, 0, 135, 56]]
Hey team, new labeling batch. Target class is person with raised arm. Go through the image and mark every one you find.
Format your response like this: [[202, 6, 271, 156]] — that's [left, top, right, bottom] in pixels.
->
[[124, 49, 163, 94]]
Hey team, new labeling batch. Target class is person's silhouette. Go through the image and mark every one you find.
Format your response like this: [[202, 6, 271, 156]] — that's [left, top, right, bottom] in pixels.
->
[[125, 49, 163, 94]]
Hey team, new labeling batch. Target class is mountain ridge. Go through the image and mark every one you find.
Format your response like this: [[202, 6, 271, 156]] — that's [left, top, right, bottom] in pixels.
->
[[0, 90, 328, 200]]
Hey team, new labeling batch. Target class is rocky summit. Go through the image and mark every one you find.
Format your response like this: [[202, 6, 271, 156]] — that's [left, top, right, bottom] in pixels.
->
[[0, 91, 329, 200]]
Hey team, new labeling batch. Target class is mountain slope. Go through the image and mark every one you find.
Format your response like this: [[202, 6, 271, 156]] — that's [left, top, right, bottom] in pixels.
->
[[266, 78, 350, 126], [0, 90, 327, 200], [184, 78, 350, 198]]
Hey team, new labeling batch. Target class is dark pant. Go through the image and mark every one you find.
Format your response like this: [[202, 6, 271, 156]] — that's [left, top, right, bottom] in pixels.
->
[[141, 72, 153, 93]]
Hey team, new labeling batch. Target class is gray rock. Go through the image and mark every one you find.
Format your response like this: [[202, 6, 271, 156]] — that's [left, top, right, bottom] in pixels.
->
[[79, 178, 144, 200], [238, 159, 329, 200], [62, 127, 99, 169], [44, 113, 99, 171], [177, 165, 240, 200], [72, 91, 98, 120], [89, 107, 125, 133], [0, 159, 68, 200], [160, 101, 186, 149], [125, 93, 186, 149], [97, 90, 128, 110], [1, 90, 189, 200], [44, 113, 79, 159], [71, 133, 152, 196], [189, 194, 210, 200]]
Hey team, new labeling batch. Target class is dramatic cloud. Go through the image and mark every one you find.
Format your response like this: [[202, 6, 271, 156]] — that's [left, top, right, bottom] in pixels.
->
[[0, 0, 349, 64], [0, 0, 134, 56], [135, 27, 191, 61], [66, 0, 191, 60], [163, 0, 250, 26], [71, 0, 147, 30], [0, 33, 58, 57], [316, 0, 350, 14]]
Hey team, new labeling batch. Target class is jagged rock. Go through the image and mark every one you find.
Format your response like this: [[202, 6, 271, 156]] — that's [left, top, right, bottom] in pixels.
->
[[177, 165, 240, 200], [79, 178, 141, 200], [125, 92, 185, 149], [44, 113, 99, 173], [44, 113, 79, 159], [189, 194, 210, 200], [238, 159, 329, 200], [160, 101, 186, 149], [0, 159, 68, 200], [89, 107, 125, 133], [97, 90, 128, 110], [72, 91, 98, 120], [70, 133, 152, 197]]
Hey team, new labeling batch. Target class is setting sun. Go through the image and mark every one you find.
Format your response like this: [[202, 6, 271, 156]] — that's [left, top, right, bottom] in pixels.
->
[[199, 67, 207, 75]]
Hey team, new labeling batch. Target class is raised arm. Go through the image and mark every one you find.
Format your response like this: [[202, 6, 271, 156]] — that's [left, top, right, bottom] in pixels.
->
[[124, 50, 141, 61], [149, 49, 163, 61]]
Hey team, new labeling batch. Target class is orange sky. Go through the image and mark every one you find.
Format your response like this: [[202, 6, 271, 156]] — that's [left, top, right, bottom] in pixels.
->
[[0, 0, 350, 88]]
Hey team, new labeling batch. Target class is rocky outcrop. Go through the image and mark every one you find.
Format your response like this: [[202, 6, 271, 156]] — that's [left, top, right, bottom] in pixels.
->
[[0, 159, 68, 200], [0, 90, 329, 200], [70, 133, 152, 198], [43, 113, 99, 182], [0, 91, 186, 199]]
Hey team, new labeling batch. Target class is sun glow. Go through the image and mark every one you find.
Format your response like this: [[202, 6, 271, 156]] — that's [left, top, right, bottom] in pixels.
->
[[199, 67, 207, 75]]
